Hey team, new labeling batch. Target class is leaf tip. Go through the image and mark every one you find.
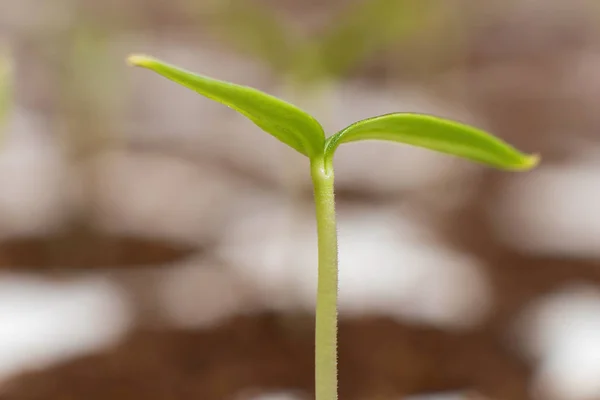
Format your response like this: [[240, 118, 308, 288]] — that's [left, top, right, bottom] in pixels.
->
[[510, 153, 540, 171], [522, 153, 541, 170], [126, 54, 155, 68]]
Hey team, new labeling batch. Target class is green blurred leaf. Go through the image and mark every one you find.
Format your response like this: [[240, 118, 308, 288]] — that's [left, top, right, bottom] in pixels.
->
[[324, 113, 539, 171], [68, 24, 117, 113], [62, 23, 125, 157], [309, 0, 437, 80], [0, 50, 12, 132], [127, 54, 325, 158], [210, 0, 296, 74]]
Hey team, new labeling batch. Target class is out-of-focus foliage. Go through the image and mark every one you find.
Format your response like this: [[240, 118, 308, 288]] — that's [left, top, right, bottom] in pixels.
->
[[205, 0, 450, 85], [60, 22, 125, 158], [301, 0, 439, 81], [208, 0, 296, 75], [0, 47, 12, 133]]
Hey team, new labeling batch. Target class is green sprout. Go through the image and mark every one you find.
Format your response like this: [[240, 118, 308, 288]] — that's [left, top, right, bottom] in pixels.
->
[[127, 54, 539, 400]]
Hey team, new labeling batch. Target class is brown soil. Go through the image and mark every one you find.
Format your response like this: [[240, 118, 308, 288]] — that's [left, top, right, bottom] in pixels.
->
[[0, 314, 531, 400], [3, 171, 598, 400]]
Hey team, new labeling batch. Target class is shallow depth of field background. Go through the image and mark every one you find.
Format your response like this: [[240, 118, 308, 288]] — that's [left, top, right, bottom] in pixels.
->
[[2, 1, 600, 399]]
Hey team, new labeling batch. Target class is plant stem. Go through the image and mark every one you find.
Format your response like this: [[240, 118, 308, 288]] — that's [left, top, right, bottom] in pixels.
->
[[310, 156, 339, 400]]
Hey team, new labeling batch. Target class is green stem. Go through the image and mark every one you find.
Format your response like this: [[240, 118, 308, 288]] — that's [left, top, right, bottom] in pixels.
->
[[310, 156, 339, 400]]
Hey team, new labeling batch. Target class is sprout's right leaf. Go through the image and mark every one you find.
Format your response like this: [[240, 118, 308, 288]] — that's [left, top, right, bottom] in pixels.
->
[[128, 55, 325, 158], [0, 50, 11, 131], [324, 113, 539, 171]]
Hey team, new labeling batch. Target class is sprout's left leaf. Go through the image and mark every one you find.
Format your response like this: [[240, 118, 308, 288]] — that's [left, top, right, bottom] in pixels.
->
[[324, 113, 539, 171], [127, 54, 325, 158]]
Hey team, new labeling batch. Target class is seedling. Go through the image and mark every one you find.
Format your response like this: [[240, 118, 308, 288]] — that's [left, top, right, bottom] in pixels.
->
[[127, 54, 539, 400]]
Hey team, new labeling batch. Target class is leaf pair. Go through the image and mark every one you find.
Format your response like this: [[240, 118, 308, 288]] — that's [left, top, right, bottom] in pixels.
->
[[127, 55, 539, 171]]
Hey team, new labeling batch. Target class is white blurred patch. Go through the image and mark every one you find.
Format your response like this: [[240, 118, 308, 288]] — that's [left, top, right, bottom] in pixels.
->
[[515, 284, 600, 400], [217, 195, 311, 313], [402, 391, 481, 400], [217, 197, 491, 330], [0, 273, 132, 384], [90, 149, 235, 244], [0, 108, 73, 237], [235, 390, 307, 400], [339, 208, 491, 330], [490, 155, 600, 258], [0, 0, 73, 33], [157, 259, 258, 329]]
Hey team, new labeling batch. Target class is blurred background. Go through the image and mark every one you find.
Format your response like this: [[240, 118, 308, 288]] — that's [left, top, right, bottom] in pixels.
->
[[1, 0, 600, 399]]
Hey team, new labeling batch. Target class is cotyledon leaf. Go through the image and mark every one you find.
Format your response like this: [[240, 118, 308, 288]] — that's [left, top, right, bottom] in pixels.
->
[[324, 113, 539, 171], [127, 54, 325, 158]]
